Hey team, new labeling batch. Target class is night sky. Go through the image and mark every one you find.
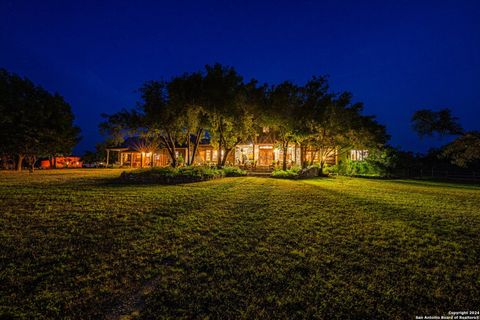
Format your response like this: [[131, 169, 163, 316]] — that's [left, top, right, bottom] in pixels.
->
[[1, 0, 479, 154]]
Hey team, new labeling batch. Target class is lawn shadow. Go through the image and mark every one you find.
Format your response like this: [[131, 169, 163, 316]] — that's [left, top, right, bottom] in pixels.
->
[[385, 179, 480, 190], [301, 179, 480, 241]]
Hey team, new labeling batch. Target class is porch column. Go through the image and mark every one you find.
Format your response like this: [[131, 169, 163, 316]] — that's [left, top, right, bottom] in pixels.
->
[[252, 144, 255, 165], [120, 152, 123, 166], [130, 153, 133, 168], [106, 149, 110, 167]]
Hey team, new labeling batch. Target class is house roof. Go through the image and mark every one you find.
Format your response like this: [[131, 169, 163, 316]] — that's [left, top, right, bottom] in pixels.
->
[[106, 130, 276, 151], [106, 136, 192, 152]]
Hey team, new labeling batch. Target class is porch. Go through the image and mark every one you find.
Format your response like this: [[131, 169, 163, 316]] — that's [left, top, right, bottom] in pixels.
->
[[234, 144, 301, 168], [105, 148, 183, 168]]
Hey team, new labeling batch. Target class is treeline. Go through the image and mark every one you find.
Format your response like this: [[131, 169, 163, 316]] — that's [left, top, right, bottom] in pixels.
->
[[332, 108, 480, 178], [412, 108, 480, 170], [101, 64, 388, 171], [0, 69, 81, 171]]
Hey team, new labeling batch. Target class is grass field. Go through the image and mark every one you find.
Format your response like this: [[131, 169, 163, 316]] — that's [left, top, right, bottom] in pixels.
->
[[1, 169, 479, 319]]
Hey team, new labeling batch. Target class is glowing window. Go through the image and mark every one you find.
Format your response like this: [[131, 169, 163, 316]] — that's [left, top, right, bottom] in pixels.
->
[[350, 150, 368, 161]]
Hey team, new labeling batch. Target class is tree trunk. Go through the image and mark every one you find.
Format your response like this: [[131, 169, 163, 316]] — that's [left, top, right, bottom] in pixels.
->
[[190, 128, 203, 165], [217, 138, 222, 167], [53, 155, 57, 169], [49, 155, 53, 168], [282, 141, 288, 171], [300, 145, 308, 169], [170, 143, 177, 168], [161, 136, 177, 168], [318, 161, 324, 176], [221, 148, 232, 167], [186, 131, 191, 166], [29, 155, 36, 172], [16, 154, 24, 171], [168, 145, 177, 168]]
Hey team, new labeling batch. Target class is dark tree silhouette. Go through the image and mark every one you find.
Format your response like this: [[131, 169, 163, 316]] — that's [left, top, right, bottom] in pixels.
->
[[412, 108, 463, 137], [0, 69, 81, 171]]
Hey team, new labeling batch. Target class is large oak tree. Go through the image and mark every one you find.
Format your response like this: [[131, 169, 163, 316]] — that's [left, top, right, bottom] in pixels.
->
[[0, 69, 81, 171]]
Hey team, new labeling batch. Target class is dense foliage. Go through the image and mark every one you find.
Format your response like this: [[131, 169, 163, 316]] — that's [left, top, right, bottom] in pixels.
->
[[412, 108, 480, 169], [271, 166, 301, 178], [442, 131, 480, 168], [0, 69, 81, 171], [120, 165, 247, 184], [221, 166, 248, 177], [101, 64, 388, 172]]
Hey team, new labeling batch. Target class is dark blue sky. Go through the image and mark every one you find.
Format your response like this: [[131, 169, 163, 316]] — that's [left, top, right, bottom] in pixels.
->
[[1, 0, 479, 154]]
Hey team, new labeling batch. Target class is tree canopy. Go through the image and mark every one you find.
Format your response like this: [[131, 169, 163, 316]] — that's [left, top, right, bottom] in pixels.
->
[[412, 108, 479, 168], [412, 108, 463, 138], [101, 64, 388, 170], [0, 69, 81, 171], [442, 131, 480, 168]]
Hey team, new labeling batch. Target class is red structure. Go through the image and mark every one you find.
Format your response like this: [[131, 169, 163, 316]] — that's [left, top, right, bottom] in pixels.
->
[[40, 156, 83, 169]]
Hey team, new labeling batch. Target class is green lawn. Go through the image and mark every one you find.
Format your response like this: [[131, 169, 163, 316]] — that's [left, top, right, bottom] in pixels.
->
[[1, 170, 479, 319]]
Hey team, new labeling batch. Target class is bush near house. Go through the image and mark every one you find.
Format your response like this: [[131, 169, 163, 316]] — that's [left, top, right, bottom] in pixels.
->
[[325, 160, 383, 177], [222, 166, 247, 177], [324, 147, 413, 177], [271, 166, 301, 179], [120, 166, 246, 184], [272, 166, 325, 179]]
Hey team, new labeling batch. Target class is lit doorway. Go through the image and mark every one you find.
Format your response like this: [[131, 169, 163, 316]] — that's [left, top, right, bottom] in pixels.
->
[[258, 147, 273, 166]]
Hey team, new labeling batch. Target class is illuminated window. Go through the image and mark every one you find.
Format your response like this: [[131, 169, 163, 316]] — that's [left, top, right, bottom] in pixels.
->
[[351, 150, 368, 161]]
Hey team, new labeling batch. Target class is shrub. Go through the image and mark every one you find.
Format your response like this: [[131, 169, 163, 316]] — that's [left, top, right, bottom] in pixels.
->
[[222, 166, 247, 177], [121, 166, 225, 184], [136, 166, 179, 177], [271, 166, 301, 179], [289, 166, 302, 174], [323, 164, 338, 174], [325, 159, 384, 177], [178, 166, 224, 179]]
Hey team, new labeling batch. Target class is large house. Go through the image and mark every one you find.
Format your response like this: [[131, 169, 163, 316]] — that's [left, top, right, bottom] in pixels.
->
[[105, 135, 367, 168]]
